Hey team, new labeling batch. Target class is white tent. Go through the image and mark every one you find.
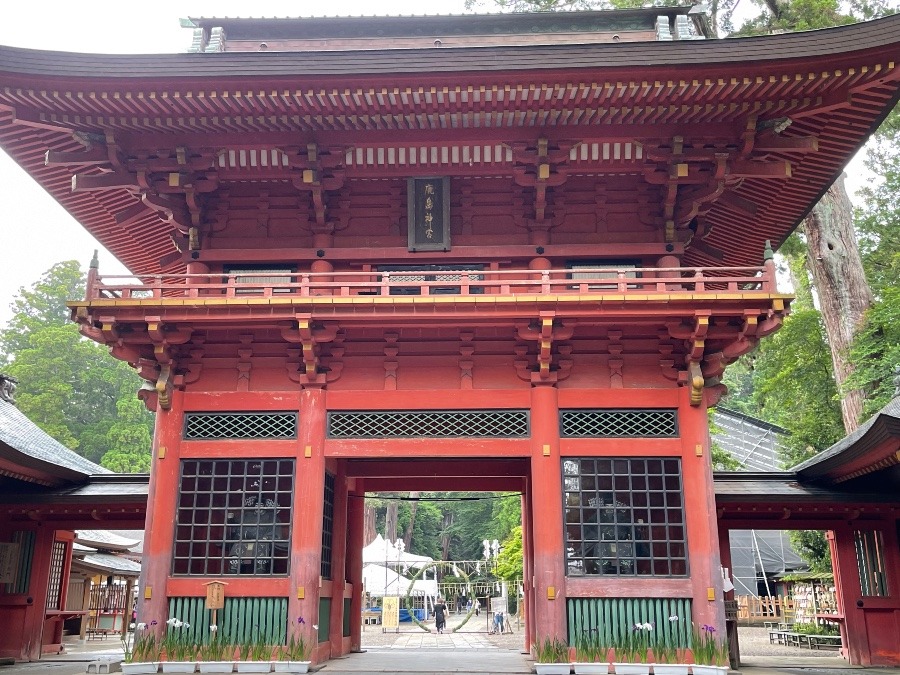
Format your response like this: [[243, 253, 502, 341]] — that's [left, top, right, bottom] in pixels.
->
[[362, 563, 439, 599], [362, 534, 434, 569]]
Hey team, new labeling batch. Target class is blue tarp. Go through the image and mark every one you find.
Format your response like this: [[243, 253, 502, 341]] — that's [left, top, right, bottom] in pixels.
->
[[364, 607, 426, 622]]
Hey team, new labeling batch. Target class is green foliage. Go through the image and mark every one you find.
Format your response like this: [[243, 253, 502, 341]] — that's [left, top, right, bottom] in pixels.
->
[[101, 398, 154, 472], [495, 526, 524, 580], [855, 106, 900, 296], [730, 0, 855, 36], [789, 530, 833, 573], [376, 493, 522, 562], [534, 635, 569, 663], [0, 260, 85, 360], [748, 309, 845, 466], [845, 287, 900, 417], [1, 261, 154, 470], [691, 624, 728, 666]]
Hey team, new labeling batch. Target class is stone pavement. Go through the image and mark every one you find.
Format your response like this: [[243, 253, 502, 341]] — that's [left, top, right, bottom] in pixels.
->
[[3, 620, 900, 675]]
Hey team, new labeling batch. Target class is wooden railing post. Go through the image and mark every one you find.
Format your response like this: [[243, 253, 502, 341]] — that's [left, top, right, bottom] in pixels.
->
[[763, 240, 776, 292], [85, 250, 100, 300]]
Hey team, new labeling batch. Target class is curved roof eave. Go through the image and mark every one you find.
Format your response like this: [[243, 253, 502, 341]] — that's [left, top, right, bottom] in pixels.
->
[[0, 14, 899, 80]]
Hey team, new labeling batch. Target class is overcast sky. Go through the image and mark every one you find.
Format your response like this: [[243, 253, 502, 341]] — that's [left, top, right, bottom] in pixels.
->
[[0, 0, 871, 327]]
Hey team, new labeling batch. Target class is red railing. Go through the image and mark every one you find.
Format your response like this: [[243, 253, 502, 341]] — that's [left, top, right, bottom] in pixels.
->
[[85, 265, 777, 301]]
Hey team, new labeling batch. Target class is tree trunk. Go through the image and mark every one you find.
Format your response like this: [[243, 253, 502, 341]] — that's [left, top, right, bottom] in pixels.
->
[[403, 491, 420, 551], [440, 512, 454, 561], [385, 499, 399, 544], [363, 500, 377, 546], [801, 174, 873, 432]]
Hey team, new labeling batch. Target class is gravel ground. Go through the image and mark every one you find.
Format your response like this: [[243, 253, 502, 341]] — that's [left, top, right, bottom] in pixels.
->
[[737, 626, 838, 658], [361, 610, 526, 651]]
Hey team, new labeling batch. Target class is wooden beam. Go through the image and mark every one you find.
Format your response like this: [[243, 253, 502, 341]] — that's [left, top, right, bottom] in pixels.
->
[[754, 134, 818, 152], [114, 201, 153, 225], [729, 159, 791, 178], [71, 172, 138, 192], [718, 191, 758, 215], [45, 147, 110, 166]]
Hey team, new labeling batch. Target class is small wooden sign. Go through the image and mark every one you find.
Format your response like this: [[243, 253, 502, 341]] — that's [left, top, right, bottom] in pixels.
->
[[407, 177, 450, 252], [382, 596, 400, 629], [0, 543, 19, 584], [204, 580, 228, 610]]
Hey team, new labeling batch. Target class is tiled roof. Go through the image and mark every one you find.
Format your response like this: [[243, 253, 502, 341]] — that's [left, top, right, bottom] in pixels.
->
[[792, 398, 900, 479], [0, 397, 108, 479], [76, 529, 140, 552], [713, 471, 896, 503], [75, 552, 142, 576]]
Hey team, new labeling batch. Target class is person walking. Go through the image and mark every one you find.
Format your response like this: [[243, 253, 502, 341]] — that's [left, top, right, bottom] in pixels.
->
[[434, 597, 448, 634]]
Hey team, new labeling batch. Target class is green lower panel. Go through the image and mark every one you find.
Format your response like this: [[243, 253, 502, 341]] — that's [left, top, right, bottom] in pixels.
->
[[167, 596, 288, 645], [566, 597, 693, 648], [318, 598, 331, 642]]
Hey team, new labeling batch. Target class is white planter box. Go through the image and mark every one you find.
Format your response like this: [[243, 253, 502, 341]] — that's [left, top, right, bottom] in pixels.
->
[[691, 667, 727, 675], [653, 666, 690, 675], [272, 663, 310, 674], [535, 664, 572, 675], [574, 663, 609, 674], [197, 662, 235, 673], [122, 664, 159, 675], [234, 663, 272, 674], [613, 664, 651, 675], [160, 663, 197, 674]]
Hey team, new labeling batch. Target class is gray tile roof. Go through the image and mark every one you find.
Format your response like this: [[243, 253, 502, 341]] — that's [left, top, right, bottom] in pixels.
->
[[0, 397, 108, 479], [75, 552, 142, 576], [714, 471, 896, 503], [75, 530, 140, 552], [792, 398, 900, 479]]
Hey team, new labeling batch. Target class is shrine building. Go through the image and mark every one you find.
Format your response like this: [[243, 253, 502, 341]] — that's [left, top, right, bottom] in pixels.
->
[[1, 7, 899, 667]]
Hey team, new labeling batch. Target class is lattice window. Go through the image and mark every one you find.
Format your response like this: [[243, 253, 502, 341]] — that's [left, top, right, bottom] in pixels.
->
[[327, 410, 529, 438], [224, 265, 295, 294], [183, 412, 297, 440], [173, 459, 294, 576], [377, 264, 485, 295], [560, 409, 678, 437], [46, 540, 67, 610], [321, 472, 335, 580], [563, 458, 687, 577]]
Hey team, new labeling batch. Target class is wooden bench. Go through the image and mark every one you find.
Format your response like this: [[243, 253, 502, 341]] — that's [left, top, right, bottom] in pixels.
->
[[769, 630, 787, 644], [86, 628, 117, 640], [810, 635, 842, 650]]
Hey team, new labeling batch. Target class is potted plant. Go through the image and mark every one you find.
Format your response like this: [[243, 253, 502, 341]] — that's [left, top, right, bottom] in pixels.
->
[[235, 629, 274, 673], [273, 617, 312, 674], [652, 616, 689, 675], [612, 624, 652, 675], [573, 631, 609, 675], [533, 636, 571, 675], [161, 618, 197, 673], [122, 621, 162, 675], [690, 624, 728, 675], [197, 626, 235, 674]]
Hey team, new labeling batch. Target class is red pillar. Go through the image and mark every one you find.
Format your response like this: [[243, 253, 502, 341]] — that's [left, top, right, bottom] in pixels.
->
[[347, 481, 365, 653], [289, 387, 327, 662], [23, 525, 55, 661], [830, 522, 900, 666], [521, 484, 534, 650], [137, 390, 185, 630], [528, 384, 566, 642], [327, 464, 349, 657], [718, 525, 740, 669], [680, 389, 725, 632]]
